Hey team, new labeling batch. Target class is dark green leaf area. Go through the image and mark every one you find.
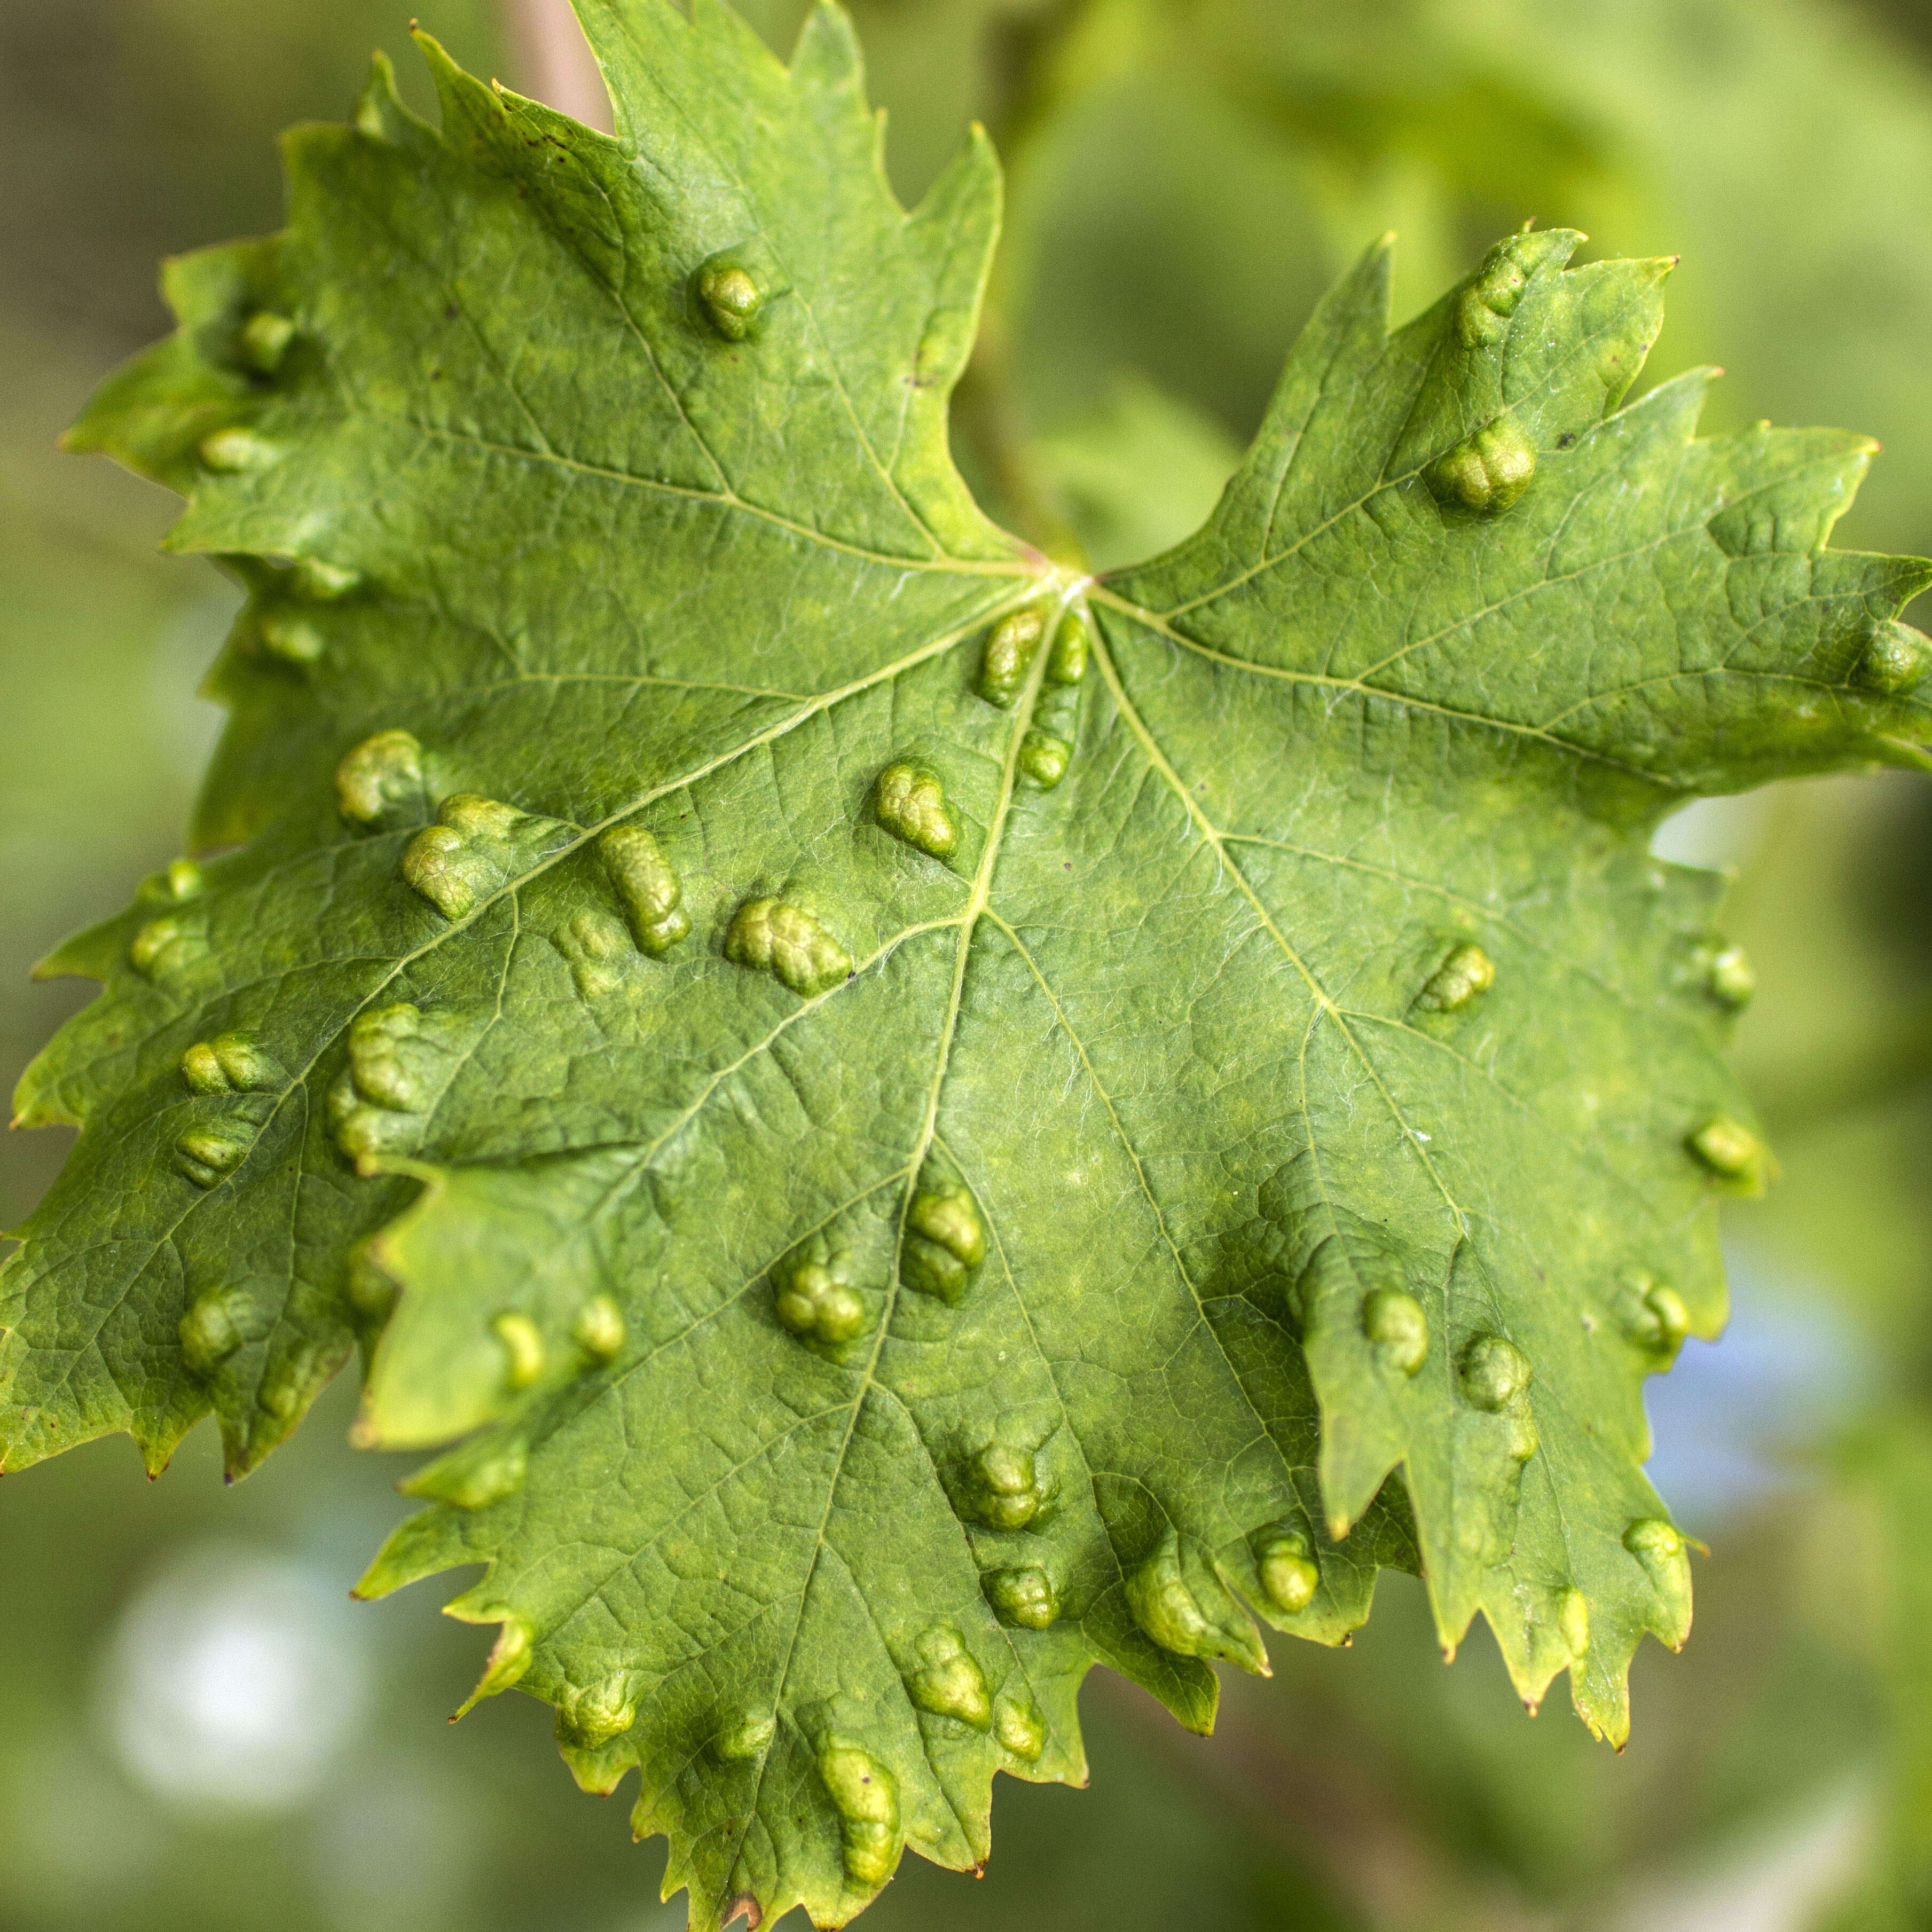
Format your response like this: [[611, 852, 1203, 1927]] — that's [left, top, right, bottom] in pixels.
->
[[6, 4, 1930, 1929]]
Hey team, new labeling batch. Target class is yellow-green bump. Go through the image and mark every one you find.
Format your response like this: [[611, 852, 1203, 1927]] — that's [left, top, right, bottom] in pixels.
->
[[694, 252, 765, 341], [327, 1002, 446, 1168], [774, 1260, 869, 1345], [1456, 241, 1530, 348], [175, 1127, 253, 1190], [410, 1436, 529, 1510], [1417, 941, 1494, 1011], [258, 613, 323, 665], [400, 795, 524, 920], [961, 1443, 1055, 1530], [181, 1033, 279, 1095], [1362, 1287, 1428, 1375], [1558, 1588, 1590, 1662], [573, 1294, 626, 1362], [346, 1241, 399, 1324], [908, 1629, 991, 1730], [873, 764, 957, 859], [130, 914, 207, 981], [239, 310, 296, 373], [1458, 1332, 1532, 1411], [597, 826, 689, 955], [984, 1564, 1059, 1629], [818, 1737, 900, 1888], [993, 1694, 1046, 1762], [724, 898, 851, 998], [1255, 1528, 1320, 1615], [1046, 610, 1090, 685], [978, 608, 1047, 707], [178, 1292, 246, 1375], [1856, 618, 1930, 695], [292, 557, 362, 601], [335, 728, 425, 827], [1626, 1273, 1689, 1355], [1425, 415, 1536, 514], [1708, 945, 1756, 1010], [557, 1675, 635, 1749], [1623, 1517, 1694, 1647], [493, 1311, 546, 1389], [713, 1711, 776, 1762], [1018, 730, 1071, 790], [1686, 1114, 1771, 1187], [1124, 1532, 1266, 1669], [902, 1182, 984, 1302], [198, 426, 280, 473]]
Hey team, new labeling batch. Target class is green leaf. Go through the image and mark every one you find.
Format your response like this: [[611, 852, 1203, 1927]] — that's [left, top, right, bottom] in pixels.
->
[[6, 3, 1930, 1923]]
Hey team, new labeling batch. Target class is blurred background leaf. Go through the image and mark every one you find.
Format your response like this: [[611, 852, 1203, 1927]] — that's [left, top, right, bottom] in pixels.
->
[[6, 0, 1932, 1925]]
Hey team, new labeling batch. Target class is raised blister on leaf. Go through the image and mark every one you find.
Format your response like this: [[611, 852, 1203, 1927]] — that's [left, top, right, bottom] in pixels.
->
[[406, 1433, 529, 1511], [983, 1564, 1059, 1629], [773, 1256, 869, 1345], [1624, 1518, 1694, 1646], [239, 310, 297, 373], [724, 897, 852, 997], [1707, 945, 1756, 1010], [1459, 1333, 1532, 1411], [1425, 414, 1537, 514], [178, 1291, 247, 1375], [1017, 729, 1071, 789], [902, 1181, 983, 1301], [1456, 237, 1530, 349], [258, 612, 324, 664], [346, 1240, 399, 1325], [993, 1695, 1045, 1762], [694, 250, 766, 341], [129, 912, 207, 981], [327, 1001, 468, 1169], [1045, 609, 1089, 685], [493, 1311, 545, 1390], [873, 764, 957, 859], [572, 1294, 626, 1363], [290, 556, 362, 600], [1559, 1587, 1590, 1662], [908, 1628, 991, 1729], [818, 1736, 900, 1888], [713, 1710, 776, 1762], [1255, 1527, 1320, 1615], [180, 1032, 280, 1095], [1622, 1273, 1689, 1357], [1855, 617, 1930, 694], [978, 607, 1046, 707], [1125, 1532, 1266, 1670], [1686, 1114, 1773, 1189], [1362, 1287, 1429, 1375], [199, 426, 280, 473], [336, 728, 426, 827], [958, 1441, 1056, 1532], [558, 1674, 637, 1748], [598, 825, 689, 955], [175, 1124, 254, 1189], [1417, 942, 1494, 1012]]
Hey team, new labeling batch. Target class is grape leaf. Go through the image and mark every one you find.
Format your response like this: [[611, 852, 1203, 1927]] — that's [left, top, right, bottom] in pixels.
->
[[7, 2, 1932, 1925]]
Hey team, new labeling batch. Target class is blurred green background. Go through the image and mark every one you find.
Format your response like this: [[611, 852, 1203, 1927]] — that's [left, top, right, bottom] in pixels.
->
[[6, 0, 1932, 1926]]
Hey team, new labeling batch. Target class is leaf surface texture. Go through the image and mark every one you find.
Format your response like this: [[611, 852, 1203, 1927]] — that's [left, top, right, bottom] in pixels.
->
[[6, 3, 1930, 1923]]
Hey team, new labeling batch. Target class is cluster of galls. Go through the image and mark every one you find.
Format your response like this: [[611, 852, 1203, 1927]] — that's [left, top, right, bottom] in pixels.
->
[[150, 244, 1830, 1889]]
